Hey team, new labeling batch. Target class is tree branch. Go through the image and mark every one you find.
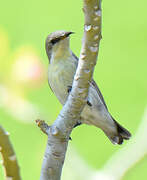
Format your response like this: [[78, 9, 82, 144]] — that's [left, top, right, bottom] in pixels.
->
[[38, 0, 102, 179], [0, 126, 21, 180]]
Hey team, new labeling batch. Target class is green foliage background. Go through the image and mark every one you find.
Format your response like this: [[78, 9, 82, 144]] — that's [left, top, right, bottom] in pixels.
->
[[0, 0, 147, 179]]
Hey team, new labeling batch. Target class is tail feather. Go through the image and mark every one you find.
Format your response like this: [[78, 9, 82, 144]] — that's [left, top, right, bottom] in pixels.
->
[[103, 117, 131, 145], [109, 118, 131, 145], [114, 119, 131, 140]]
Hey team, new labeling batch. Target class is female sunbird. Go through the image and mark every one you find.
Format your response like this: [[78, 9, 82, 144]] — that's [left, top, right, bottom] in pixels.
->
[[45, 31, 131, 145]]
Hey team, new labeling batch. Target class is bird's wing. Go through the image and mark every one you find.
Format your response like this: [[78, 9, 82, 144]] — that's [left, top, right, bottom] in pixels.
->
[[72, 52, 79, 61], [72, 52, 108, 110], [90, 80, 108, 110]]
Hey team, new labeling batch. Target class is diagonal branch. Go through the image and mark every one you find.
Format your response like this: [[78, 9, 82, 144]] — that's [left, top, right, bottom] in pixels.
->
[[0, 126, 21, 180], [38, 0, 102, 179]]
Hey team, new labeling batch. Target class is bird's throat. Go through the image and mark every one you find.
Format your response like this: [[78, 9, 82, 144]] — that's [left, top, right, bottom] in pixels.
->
[[51, 38, 70, 61]]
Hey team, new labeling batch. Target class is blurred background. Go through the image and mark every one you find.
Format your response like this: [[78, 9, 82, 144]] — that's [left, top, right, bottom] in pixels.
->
[[0, 0, 147, 179]]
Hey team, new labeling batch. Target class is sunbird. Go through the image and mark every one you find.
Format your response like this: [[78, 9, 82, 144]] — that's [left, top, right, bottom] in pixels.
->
[[45, 30, 131, 144]]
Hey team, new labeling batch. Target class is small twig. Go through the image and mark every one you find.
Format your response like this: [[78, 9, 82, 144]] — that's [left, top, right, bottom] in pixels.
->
[[0, 126, 21, 180], [36, 119, 50, 135]]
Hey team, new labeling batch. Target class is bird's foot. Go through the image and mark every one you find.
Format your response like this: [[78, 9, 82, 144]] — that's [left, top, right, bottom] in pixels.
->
[[67, 86, 72, 93], [69, 136, 72, 141], [87, 100, 92, 106]]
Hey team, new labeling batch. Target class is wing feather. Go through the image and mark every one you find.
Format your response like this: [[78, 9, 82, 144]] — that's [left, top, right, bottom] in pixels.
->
[[72, 52, 108, 110]]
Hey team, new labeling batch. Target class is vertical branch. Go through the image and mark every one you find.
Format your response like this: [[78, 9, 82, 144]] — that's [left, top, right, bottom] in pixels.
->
[[0, 126, 21, 180], [38, 0, 102, 179]]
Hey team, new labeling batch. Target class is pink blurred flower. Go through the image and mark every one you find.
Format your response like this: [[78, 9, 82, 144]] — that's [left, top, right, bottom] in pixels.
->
[[11, 47, 47, 88]]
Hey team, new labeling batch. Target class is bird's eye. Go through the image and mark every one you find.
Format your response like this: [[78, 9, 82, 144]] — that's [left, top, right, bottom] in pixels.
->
[[51, 38, 60, 45]]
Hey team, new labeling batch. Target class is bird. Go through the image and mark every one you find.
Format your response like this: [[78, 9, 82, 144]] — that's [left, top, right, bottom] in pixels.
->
[[45, 30, 131, 145]]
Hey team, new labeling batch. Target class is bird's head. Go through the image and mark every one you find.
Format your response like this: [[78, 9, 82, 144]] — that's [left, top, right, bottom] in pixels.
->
[[45, 31, 74, 62]]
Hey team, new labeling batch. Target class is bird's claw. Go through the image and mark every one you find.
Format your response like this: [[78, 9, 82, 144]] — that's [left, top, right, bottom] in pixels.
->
[[67, 86, 72, 93]]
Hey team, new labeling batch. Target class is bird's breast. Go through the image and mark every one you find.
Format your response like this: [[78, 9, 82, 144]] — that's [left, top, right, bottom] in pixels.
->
[[48, 59, 77, 104]]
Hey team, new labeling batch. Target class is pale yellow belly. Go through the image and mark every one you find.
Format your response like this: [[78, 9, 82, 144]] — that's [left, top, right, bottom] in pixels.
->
[[48, 60, 77, 104]]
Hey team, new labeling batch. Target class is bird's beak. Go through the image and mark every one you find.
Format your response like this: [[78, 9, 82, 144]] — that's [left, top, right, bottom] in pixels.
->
[[60, 32, 74, 41], [64, 31, 74, 38], [66, 31, 75, 36]]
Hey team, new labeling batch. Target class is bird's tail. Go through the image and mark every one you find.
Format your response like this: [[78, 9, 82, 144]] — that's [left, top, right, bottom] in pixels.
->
[[105, 118, 131, 145]]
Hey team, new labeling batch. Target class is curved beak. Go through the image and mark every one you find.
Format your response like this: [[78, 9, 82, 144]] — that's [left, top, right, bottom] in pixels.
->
[[65, 31, 75, 37]]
